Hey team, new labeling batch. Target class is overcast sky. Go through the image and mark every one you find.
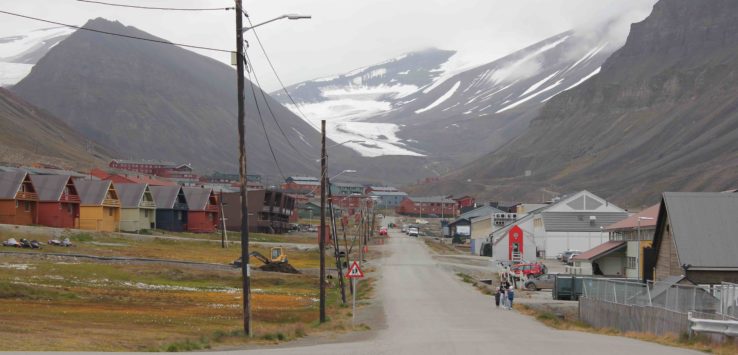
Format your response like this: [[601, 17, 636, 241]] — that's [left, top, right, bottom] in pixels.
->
[[0, 0, 656, 91]]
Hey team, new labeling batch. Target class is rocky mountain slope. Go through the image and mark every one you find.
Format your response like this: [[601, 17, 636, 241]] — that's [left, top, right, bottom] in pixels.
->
[[12, 18, 342, 177], [0, 87, 109, 168], [414, 0, 738, 206]]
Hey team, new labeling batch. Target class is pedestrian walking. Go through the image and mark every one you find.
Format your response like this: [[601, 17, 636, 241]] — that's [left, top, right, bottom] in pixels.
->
[[494, 284, 502, 307], [507, 286, 515, 309]]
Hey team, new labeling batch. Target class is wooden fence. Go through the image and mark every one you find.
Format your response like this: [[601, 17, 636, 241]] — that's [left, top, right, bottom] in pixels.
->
[[579, 297, 690, 336]]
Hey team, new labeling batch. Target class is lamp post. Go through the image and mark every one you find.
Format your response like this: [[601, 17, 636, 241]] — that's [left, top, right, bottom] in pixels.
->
[[234, 4, 310, 335]]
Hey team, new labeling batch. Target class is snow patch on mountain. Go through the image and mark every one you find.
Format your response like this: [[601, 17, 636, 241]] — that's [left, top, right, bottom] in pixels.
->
[[415, 81, 460, 114], [0, 27, 73, 86]]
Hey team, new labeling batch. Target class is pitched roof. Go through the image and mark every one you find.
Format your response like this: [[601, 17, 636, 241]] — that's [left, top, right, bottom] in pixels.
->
[[458, 205, 504, 220], [572, 241, 626, 261], [540, 191, 627, 232], [75, 179, 113, 205], [30, 175, 74, 202], [115, 183, 149, 208], [182, 187, 214, 211], [408, 196, 455, 204], [0, 171, 27, 199], [605, 204, 659, 231], [369, 191, 408, 197], [150, 186, 185, 209], [655, 192, 738, 270], [331, 182, 364, 188], [368, 186, 398, 192]]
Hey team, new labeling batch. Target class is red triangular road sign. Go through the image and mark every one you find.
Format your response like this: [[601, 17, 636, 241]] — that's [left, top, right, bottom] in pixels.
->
[[345, 261, 364, 278]]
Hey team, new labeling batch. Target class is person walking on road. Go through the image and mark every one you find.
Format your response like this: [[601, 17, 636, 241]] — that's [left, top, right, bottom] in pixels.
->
[[507, 286, 515, 310], [494, 284, 503, 307]]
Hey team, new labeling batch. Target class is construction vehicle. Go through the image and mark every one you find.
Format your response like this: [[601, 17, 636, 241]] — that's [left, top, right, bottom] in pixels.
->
[[232, 247, 299, 274]]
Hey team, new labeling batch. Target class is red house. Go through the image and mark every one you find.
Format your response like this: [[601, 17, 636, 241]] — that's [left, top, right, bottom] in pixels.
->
[[395, 196, 458, 217], [281, 176, 321, 195], [0, 171, 38, 225], [182, 187, 219, 233], [30, 175, 80, 229], [454, 196, 476, 210]]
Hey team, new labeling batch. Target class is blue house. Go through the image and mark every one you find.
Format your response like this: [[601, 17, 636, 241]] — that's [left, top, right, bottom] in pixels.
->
[[150, 186, 188, 231]]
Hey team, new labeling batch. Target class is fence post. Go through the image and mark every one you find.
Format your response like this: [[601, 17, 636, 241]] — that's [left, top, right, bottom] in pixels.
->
[[647, 281, 653, 307]]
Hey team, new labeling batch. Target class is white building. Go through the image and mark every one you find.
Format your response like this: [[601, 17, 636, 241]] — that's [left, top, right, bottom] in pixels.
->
[[531, 190, 628, 259]]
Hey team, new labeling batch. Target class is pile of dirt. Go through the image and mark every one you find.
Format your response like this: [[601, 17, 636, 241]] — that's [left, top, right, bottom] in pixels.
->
[[259, 262, 301, 274]]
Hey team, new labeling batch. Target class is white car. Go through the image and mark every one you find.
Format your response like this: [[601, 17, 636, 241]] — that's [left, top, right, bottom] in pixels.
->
[[408, 227, 419, 237]]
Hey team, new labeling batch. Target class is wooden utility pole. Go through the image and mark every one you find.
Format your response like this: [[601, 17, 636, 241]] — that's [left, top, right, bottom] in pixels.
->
[[235, 0, 251, 336], [219, 190, 228, 248], [327, 179, 347, 304], [319, 119, 327, 323]]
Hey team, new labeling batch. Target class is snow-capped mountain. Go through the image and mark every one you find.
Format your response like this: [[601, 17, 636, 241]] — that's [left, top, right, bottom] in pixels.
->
[[276, 29, 619, 163], [272, 48, 455, 157], [0, 27, 73, 87]]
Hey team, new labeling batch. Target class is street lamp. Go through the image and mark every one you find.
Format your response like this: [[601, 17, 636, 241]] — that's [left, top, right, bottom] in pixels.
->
[[636, 216, 655, 280], [234, 3, 310, 336], [241, 14, 312, 33]]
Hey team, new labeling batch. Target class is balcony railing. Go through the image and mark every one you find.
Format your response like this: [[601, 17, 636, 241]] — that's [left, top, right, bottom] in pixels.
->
[[59, 194, 80, 203], [102, 198, 120, 206], [140, 201, 156, 208], [173, 202, 187, 210], [15, 191, 38, 200]]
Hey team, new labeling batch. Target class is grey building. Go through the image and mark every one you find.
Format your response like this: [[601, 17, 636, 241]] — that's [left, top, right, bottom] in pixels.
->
[[368, 190, 408, 208]]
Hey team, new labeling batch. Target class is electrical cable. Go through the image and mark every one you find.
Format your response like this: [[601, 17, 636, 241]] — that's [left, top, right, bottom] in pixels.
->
[[244, 59, 287, 181], [76, 0, 235, 11], [243, 15, 320, 131], [0, 9, 232, 53], [243, 50, 316, 161]]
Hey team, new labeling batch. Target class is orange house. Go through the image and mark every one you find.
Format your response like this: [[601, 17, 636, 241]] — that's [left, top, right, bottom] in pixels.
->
[[75, 179, 121, 232], [0, 171, 38, 225]]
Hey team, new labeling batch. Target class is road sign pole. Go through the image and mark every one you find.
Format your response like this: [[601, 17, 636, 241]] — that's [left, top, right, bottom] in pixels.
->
[[352, 277, 356, 326]]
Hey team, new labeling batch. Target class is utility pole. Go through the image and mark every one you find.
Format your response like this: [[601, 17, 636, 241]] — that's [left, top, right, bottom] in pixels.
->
[[219, 190, 228, 248], [327, 178, 347, 304], [319, 119, 327, 323], [235, 0, 251, 336]]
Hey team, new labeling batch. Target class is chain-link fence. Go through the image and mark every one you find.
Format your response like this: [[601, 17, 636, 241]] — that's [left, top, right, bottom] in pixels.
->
[[581, 278, 738, 320]]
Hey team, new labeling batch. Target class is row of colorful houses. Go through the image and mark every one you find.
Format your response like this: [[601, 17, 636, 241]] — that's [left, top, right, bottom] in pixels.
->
[[0, 170, 219, 233]]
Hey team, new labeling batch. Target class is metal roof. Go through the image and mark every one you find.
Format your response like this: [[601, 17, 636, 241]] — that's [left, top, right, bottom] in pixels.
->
[[369, 191, 408, 197], [30, 175, 74, 202], [659, 192, 738, 269], [150, 185, 185, 209], [408, 196, 455, 204], [541, 211, 629, 232], [115, 183, 150, 208], [182, 187, 215, 211], [112, 159, 177, 166], [606, 204, 659, 231], [331, 182, 364, 188], [75, 179, 113, 205], [572, 241, 626, 261], [0, 171, 27, 199]]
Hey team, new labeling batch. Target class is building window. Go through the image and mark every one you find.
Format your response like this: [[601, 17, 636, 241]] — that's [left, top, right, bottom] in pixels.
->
[[108, 208, 114, 217], [24, 201, 31, 212], [627, 256, 637, 269], [144, 210, 149, 218]]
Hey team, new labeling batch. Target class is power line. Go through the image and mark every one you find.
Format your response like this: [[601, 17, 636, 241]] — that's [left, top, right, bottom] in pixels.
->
[[76, 0, 235, 11], [243, 50, 315, 161], [243, 15, 320, 132], [244, 60, 286, 181], [0, 9, 232, 53]]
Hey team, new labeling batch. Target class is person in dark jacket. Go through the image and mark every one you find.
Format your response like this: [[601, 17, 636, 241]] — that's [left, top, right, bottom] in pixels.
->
[[495, 284, 503, 307], [507, 286, 515, 309]]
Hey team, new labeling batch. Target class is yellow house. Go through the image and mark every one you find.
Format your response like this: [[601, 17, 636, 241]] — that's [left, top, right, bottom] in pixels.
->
[[75, 179, 120, 232]]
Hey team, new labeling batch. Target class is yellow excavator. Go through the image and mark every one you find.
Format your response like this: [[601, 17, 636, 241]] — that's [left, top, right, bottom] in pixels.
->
[[233, 247, 287, 267]]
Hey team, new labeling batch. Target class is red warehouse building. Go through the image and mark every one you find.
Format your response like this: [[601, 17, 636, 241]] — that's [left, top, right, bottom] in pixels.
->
[[182, 187, 219, 233], [281, 176, 321, 196], [396, 196, 458, 217], [31, 175, 80, 229]]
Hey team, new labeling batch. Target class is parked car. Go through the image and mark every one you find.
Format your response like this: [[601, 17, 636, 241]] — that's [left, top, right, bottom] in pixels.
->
[[525, 273, 557, 291], [510, 262, 546, 278], [559, 250, 581, 263], [407, 227, 419, 237], [379, 227, 388, 236]]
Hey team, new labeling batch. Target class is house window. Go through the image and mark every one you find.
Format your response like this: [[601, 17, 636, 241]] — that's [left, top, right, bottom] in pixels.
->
[[68, 204, 74, 214], [627, 256, 637, 269], [178, 211, 183, 221], [108, 208, 114, 217], [24, 201, 31, 212], [144, 210, 149, 218]]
